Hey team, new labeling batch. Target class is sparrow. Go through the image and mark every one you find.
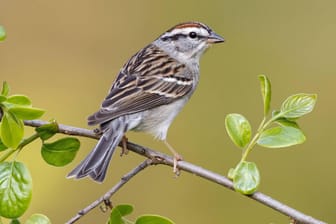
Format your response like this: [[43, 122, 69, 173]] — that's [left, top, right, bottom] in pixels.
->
[[67, 21, 224, 182]]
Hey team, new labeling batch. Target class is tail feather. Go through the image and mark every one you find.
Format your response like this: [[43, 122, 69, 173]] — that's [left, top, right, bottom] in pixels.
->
[[67, 120, 126, 182]]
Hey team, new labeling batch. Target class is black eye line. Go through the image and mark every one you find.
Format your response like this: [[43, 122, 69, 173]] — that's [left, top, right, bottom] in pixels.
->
[[161, 33, 207, 41]]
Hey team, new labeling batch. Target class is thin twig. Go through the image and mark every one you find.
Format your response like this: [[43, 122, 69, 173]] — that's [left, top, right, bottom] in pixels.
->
[[65, 159, 153, 224], [24, 120, 326, 224], [24, 120, 98, 139]]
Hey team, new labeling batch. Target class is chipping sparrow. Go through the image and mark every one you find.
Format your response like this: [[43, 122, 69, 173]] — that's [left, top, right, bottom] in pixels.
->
[[67, 21, 224, 182]]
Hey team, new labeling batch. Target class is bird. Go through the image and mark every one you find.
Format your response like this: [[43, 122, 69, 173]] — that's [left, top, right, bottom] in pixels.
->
[[67, 21, 224, 182]]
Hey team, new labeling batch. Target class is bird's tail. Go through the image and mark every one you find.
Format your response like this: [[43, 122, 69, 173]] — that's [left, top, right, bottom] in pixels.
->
[[67, 119, 126, 183]]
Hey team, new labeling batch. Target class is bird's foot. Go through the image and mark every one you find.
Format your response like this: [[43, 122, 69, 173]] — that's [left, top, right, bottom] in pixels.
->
[[120, 135, 129, 156], [163, 140, 183, 176], [173, 154, 183, 176], [93, 128, 103, 135]]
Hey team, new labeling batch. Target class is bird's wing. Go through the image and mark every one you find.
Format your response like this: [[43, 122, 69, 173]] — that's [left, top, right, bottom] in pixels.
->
[[88, 44, 194, 126]]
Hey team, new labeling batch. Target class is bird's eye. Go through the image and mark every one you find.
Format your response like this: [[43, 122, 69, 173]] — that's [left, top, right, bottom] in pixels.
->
[[189, 32, 197, 39]]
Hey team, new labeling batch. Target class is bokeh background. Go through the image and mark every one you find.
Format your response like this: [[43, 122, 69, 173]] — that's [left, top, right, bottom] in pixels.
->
[[0, 1, 335, 223]]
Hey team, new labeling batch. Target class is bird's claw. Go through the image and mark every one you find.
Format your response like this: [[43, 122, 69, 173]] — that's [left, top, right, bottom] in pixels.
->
[[173, 154, 183, 176]]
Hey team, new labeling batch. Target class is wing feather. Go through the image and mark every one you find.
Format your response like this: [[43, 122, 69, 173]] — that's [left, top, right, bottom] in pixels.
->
[[88, 44, 194, 126]]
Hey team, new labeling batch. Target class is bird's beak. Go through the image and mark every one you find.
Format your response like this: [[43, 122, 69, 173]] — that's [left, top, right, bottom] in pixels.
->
[[207, 32, 225, 44]]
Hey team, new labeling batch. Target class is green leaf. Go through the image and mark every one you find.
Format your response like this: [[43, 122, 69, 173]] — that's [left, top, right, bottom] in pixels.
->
[[225, 113, 251, 148], [275, 118, 300, 129], [257, 126, 306, 148], [41, 137, 80, 166], [10, 219, 21, 224], [0, 95, 6, 103], [232, 161, 260, 195], [0, 138, 8, 151], [258, 74, 271, 115], [35, 121, 58, 141], [135, 215, 175, 224], [280, 94, 317, 119], [6, 95, 32, 107], [0, 161, 32, 218], [227, 168, 236, 179], [25, 214, 51, 224], [0, 111, 24, 148], [0, 26, 6, 41], [1, 82, 10, 97], [9, 107, 45, 120], [109, 204, 134, 224]]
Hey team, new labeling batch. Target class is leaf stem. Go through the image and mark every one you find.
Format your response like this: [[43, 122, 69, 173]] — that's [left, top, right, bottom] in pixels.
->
[[241, 132, 260, 162], [0, 149, 16, 162], [0, 132, 40, 162], [241, 114, 281, 162], [257, 116, 267, 132], [17, 133, 40, 150]]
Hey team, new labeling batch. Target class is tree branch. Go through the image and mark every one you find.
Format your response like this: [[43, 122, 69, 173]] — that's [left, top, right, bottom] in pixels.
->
[[65, 159, 153, 224], [24, 120, 326, 224]]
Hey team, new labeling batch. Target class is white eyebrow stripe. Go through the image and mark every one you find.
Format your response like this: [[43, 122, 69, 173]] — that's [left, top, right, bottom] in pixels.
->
[[163, 27, 210, 38], [170, 27, 199, 35]]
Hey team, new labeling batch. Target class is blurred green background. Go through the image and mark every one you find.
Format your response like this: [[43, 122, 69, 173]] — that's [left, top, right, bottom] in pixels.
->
[[0, 1, 335, 223]]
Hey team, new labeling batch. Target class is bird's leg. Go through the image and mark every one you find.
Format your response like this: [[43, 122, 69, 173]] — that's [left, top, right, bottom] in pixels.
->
[[120, 135, 129, 156], [163, 140, 183, 175], [93, 128, 103, 135]]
